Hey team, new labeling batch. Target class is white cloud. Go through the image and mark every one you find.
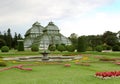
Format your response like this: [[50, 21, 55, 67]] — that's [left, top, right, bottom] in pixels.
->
[[0, 0, 114, 24], [60, 12, 120, 37], [0, 0, 118, 37]]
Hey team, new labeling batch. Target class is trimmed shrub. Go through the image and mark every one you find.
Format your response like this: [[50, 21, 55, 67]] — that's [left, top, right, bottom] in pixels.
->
[[1, 46, 9, 52], [17, 40, 24, 51], [57, 44, 66, 52], [77, 36, 87, 52], [0, 61, 7, 67], [31, 45, 39, 52], [112, 45, 120, 51], [66, 45, 75, 52], [48, 44, 56, 51], [95, 45, 103, 52]]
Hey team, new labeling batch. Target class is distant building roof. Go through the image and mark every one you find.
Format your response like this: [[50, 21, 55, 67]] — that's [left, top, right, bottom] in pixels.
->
[[44, 22, 59, 31], [25, 22, 44, 36], [24, 21, 71, 49]]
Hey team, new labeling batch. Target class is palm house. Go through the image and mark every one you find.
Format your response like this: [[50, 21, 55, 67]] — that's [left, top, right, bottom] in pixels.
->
[[24, 21, 72, 49]]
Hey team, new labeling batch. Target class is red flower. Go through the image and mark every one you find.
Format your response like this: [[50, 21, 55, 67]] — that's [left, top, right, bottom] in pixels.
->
[[64, 64, 71, 67], [95, 70, 120, 79]]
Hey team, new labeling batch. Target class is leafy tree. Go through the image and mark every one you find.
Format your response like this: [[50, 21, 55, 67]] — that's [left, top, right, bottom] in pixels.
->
[[112, 45, 120, 51], [77, 36, 87, 52], [86, 35, 103, 50], [102, 31, 118, 47], [102, 44, 111, 50], [69, 33, 78, 49]]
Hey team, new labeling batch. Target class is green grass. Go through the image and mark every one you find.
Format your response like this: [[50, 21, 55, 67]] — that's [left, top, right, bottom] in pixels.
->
[[0, 50, 40, 57], [0, 61, 120, 84], [0, 50, 120, 57], [82, 51, 120, 57], [0, 51, 120, 84]]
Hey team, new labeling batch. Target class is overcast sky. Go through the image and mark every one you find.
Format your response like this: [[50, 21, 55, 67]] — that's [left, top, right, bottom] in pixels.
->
[[0, 0, 120, 37]]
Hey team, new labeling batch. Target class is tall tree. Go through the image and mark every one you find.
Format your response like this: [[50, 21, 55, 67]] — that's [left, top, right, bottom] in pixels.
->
[[6, 28, 12, 49], [18, 33, 23, 40], [12, 32, 18, 49], [0, 39, 6, 48]]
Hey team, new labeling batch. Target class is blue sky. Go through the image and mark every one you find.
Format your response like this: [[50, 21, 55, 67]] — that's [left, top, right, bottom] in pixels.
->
[[96, 0, 120, 13], [0, 0, 120, 37]]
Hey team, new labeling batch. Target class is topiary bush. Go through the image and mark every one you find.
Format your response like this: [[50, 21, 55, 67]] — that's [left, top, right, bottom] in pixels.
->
[[31, 45, 39, 52], [77, 36, 87, 52], [57, 44, 66, 52], [1, 46, 9, 52], [95, 45, 103, 52], [66, 45, 75, 52], [48, 44, 56, 51], [17, 40, 24, 51]]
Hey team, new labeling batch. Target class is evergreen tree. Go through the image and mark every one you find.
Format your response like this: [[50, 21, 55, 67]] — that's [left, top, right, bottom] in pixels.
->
[[0, 39, 6, 49], [6, 28, 12, 49], [12, 32, 18, 49], [3, 32, 7, 45], [18, 33, 23, 40]]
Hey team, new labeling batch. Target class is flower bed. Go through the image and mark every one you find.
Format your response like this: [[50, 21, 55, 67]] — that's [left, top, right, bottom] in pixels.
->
[[0, 64, 32, 72], [95, 71, 120, 79], [115, 62, 120, 65], [99, 58, 116, 62], [64, 64, 71, 67]]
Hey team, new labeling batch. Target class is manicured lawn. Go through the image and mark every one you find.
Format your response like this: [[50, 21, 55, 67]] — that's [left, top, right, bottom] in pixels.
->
[[0, 50, 40, 57], [0, 51, 120, 84], [82, 51, 120, 57], [0, 61, 120, 84]]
